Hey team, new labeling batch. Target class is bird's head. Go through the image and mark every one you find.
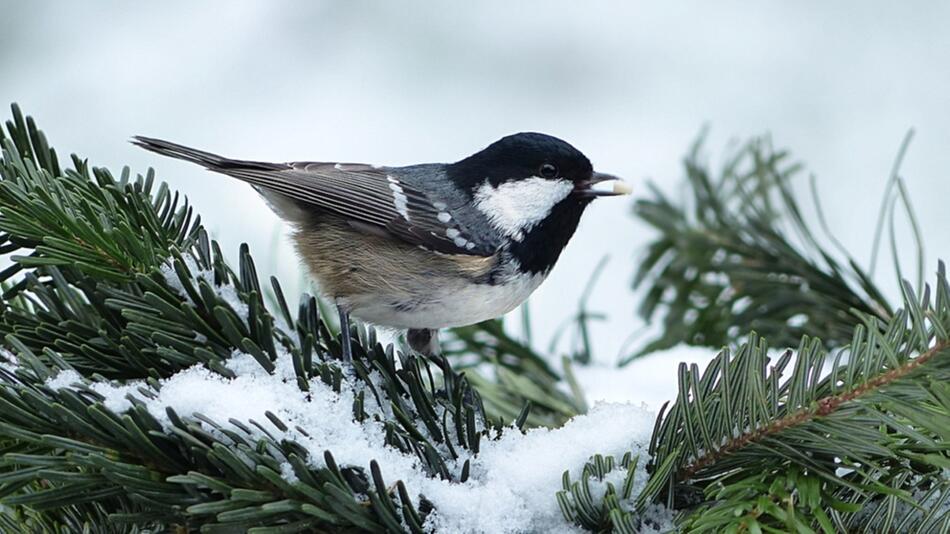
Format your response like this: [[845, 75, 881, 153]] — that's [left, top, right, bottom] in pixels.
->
[[448, 132, 629, 202], [447, 132, 630, 273]]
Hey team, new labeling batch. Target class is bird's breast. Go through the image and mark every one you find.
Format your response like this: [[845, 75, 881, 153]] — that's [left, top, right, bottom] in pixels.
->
[[341, 268, 548, 330], [293, 216, 546, 329]]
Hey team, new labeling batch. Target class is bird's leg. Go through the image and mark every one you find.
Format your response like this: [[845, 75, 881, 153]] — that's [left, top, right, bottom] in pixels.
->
[[407, 328, 440, 356], [337, 304, 353, 363]]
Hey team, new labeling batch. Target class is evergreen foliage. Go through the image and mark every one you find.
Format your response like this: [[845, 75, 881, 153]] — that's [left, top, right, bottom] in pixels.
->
[[0, 104, 490, 532], [630, 136, 894, 361], [444, 319, 586, 428], [556, 452, 658, 533], [0, 105, 946, 533]]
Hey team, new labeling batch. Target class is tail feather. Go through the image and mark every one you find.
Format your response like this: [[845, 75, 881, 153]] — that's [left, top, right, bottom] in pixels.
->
[[131, 136, 281, 172], [132, 136, 310, 222]]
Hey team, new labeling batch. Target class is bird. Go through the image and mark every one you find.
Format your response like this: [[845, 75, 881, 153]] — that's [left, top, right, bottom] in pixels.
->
[[132, 132, 631, 361]]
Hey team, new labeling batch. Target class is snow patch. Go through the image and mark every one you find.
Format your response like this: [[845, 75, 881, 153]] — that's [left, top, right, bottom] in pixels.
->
[[0, 349, 19, 373], [45, 369, 83, 390], [159, 256, 249, 323], [43, 348, 660, 533], [46, 369, 140, 413], [425, 402, 656, 533]]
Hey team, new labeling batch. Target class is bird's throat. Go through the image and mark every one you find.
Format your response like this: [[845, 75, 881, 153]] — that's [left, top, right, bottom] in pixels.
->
[[504, 199, 589, 275]]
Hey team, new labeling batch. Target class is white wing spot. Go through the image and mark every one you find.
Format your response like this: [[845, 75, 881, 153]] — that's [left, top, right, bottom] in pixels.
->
[[465, 242, 475, 250], [433, 201, 447, 210], [437, 212, 452, 223], [386, 175, 411, 221], [333, 163, 343, 170], [474, 177, 573, 241], [453, 237, 468, 248], [446, 228, 460, 239]]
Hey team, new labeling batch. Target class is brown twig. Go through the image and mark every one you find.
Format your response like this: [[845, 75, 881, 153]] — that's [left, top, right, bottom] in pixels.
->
[[681, 339, 949, 479]]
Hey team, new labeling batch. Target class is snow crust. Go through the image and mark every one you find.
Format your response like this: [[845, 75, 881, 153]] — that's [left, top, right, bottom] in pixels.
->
[[44, 349, 664, 533], [159, 257, 249, 322], [0, 349, 19, 373], [46, 369, 140, 412]]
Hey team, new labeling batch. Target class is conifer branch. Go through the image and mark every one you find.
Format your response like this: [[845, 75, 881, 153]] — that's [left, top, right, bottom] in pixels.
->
[[629, 135, 894, 362], [682, 338, 950, 479], [636, 133, 950, 531]]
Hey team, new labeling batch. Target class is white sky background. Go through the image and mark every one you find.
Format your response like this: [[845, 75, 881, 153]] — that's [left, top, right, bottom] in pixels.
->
[[2, 1, 948, 405]]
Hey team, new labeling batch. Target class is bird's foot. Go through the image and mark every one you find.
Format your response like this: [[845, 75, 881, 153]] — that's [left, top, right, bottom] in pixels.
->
[[337, 305, 353, 364], [407, 328, 440, 357]]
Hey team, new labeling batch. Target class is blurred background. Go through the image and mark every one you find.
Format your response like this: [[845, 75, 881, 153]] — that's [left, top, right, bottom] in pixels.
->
[[2, 1, 948, 405]]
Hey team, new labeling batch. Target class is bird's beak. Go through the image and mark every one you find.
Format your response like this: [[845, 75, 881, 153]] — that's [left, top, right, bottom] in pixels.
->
[[573, 172, 632, 198]]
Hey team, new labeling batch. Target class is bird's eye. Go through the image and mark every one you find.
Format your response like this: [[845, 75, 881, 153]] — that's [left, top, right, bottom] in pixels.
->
[[539, 163, 558, 178]]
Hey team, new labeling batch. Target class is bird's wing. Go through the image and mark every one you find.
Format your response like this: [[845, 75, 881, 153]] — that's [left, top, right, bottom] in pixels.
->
[[132, 137, 497, 256], [247, 161, 497, 255]]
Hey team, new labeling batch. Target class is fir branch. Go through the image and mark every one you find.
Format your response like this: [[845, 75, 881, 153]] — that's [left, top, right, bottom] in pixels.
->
[[631, 134, 950, 529], [629, 134, 893, 362], [443, 318, 585, 428], [682, 337, 950, 479], [647, 263, 950, 531]]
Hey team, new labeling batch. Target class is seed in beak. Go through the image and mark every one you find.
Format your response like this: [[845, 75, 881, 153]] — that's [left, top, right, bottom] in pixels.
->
[[612, 180, 633, 195]]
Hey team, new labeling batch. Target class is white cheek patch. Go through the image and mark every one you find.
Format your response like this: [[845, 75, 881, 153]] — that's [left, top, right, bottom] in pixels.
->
[[474, 177, 573, 240]]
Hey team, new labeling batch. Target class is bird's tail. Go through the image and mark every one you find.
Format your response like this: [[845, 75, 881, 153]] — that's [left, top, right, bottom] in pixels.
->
[[131, 136, 281, 172], [132, 136, 310, 222]]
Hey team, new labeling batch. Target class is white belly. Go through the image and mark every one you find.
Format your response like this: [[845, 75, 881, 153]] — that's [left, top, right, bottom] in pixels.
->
[[342, 271, 547, 329]]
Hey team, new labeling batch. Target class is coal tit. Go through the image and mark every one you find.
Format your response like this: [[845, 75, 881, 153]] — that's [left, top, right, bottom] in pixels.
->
[[133, 133, 630, 359]]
